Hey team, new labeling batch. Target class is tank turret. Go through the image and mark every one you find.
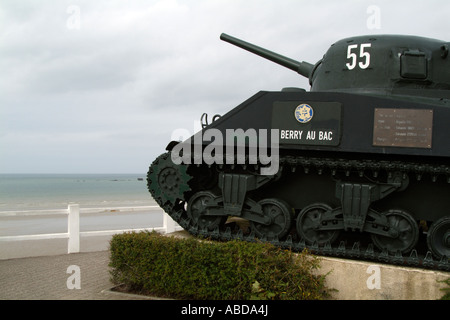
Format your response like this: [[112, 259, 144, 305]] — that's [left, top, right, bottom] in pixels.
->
[[221, 33, 450, 97]]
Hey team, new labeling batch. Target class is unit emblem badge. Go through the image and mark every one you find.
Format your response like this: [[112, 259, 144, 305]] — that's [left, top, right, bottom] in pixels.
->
[[294, 104, 314, 123]]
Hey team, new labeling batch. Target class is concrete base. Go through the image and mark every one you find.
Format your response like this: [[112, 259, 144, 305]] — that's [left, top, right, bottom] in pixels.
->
[[318, 256, 450, 300], [163, 231, 450, 300]]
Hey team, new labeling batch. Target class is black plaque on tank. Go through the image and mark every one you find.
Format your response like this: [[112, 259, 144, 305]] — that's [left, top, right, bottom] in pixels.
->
[[272, 101, 342, 146], [373, 108, 433, 148]]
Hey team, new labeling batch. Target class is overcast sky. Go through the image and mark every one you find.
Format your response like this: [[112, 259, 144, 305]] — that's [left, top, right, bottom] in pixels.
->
[[1, 0, 450, 174]]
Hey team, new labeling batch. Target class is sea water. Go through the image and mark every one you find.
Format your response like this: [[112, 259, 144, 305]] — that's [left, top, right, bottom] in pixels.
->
[[0, 174, 162, 237], [0, 173, 156, 212]]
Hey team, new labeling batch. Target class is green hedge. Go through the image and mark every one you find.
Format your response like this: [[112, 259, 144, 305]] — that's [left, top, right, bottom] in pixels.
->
[[440, 278, 450, 300], [109, 231, 331, 300]]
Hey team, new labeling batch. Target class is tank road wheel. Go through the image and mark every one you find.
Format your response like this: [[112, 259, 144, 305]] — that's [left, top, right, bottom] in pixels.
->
[[250, 199, 292, 240], [187, 191, 226, 230], [296, 203, 340, 246], [371, 210, 419, 254], [427, 216, 450, 259]]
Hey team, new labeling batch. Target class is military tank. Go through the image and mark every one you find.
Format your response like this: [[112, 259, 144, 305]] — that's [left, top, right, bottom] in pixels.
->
[[147, 33, 450, 270]]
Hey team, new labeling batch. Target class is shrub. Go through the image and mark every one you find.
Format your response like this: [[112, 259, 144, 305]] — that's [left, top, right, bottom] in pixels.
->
[[440, 278, 450, 300], [109, 231, 331, 300]]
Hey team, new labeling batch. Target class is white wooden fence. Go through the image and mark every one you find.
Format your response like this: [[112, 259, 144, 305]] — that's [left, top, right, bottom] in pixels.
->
[[0, 204, 182, 254]]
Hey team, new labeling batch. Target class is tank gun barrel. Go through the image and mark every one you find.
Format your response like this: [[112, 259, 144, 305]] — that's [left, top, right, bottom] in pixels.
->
[[220, 33, 314, 78]]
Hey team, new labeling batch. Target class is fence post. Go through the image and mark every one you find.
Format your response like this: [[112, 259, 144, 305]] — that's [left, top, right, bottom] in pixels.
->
[[68, 204, 80, 253], [163, 212, 176, 234]]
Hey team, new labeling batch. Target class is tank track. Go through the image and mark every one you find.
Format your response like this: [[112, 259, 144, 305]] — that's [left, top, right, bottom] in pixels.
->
[[147, 152, 450, 272]]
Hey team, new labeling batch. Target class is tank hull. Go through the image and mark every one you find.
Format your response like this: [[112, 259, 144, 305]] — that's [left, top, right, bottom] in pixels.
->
[[148, 90, 450, 270], [205, 90, 450, 158]]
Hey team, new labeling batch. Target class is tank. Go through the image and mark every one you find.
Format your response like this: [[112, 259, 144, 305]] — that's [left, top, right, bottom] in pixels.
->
[[147, 33, 450, 270]]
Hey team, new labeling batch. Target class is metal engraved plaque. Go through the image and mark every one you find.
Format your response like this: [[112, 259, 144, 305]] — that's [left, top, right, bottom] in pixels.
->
[[373, 108, 433, 148]]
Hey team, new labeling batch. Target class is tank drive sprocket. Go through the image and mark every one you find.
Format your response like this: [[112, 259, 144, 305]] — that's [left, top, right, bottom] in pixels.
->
[[147, 152, 191, 210]]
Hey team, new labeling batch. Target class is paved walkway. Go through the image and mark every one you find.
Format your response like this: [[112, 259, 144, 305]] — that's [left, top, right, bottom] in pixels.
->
[[0, 250, 150, 300]]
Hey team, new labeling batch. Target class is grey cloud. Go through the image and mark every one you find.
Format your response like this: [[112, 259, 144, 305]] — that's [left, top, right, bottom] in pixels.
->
[[1, 0, 450, 173]]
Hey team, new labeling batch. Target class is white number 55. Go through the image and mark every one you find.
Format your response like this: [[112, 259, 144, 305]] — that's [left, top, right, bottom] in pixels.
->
[[346, 43, 372, 70]]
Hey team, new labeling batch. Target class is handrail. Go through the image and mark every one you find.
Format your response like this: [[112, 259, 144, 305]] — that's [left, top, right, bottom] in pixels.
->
[[0, 204, 181, 254], [0, 205, 160, 216]]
